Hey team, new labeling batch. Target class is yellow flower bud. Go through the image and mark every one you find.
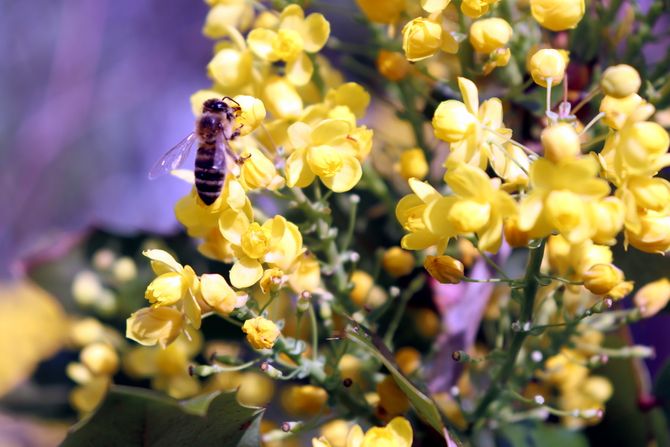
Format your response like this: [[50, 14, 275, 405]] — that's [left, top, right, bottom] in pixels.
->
[[590, 197, 625, 246], [207, 48, 252, 89], [236, 372, 275, 406], [281, 385, 328, 416], [583, 264, 624, 295], [601, 64, 641, 98], [239, 147, 282, 191], [599, 94, 647, 130], [619, 122, 670, 173], [80, 342, 119, 376], [395, 347, 421, 375], [529, 49, 568, 87], [628, 177, 670, 212], [200, 273, 247, 315], [145, 272, 185, 306], [402, 18, 444, 62], [376, 50, 410, 82], [399, 148, 429, 180], [469, 18, 513, 54], [541, 123, 581, 163], [126, 306, 183, 348], [413, 308, 441, 338], [232, 95, 266, 136], [111, 257, 137, 283], [634, 278, 670, 318], [377, 375, 410, 417], [432, 100, 478, 142], [382, 247, 415, 277], [530, 0, 585, 31], [461, 0, 498, 18], [355, 0, 405, 24], [608, 280, 634, 301], [627, 211, 670, 254], [350, 270, 374, 306], [424, 255, 464, 284], [242, 317, 280, 350], [503, 216, 530, 248], [260, 268, 286, 294]]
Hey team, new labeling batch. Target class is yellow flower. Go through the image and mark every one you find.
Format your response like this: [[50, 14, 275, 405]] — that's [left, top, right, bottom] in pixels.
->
[[395, 347, 421, 375], [232, 95, 266, 136], [350, 270, 374, 307], [589, 196, 625, 245], [529, 49, 568, 87], [377, 50, 410, 81], [541, 123, 581, 163], [503, 216, 530, 248], [483, 47, 511, 75], [402, 18, 455, 62], [281, 385, 328, 416], [425, 163, 517, 252], [200, 274, 248, 315], [288, 253, 322, 293], [207, 46, 252, 89], [238, 147, 284, 190], [355, 0, 405, 24], [634, 278, 670, 318], [461, 0, 499, 18], [142, 250, 202, 329], [518, 158, 610, 244], [582, 264, 624, 295], [530, 0, 585, 31], [625, 210, 670, 254], [319, 420, 351, 447], [242, 316, 280, 350], [399, 148, 429, 180], [382, 247, 415, 277], [599, 94, 651, 131], [396, 179, 445, 252], [263, 76, 304, 119], [615, 121, 670, 177], [377, 376, 410, 416], [126, 306, 183, 348], [424, 255, 464, 284], [313, 417, 413, 447], [432, 100, 478, 143], [601, 64, 641, 98], [469, 18, 513, 54], [69, 376, 111, 415], [219, 213, 303, 288], [202, 1, 255, 38], [80, 342, 119, 376], [285, 119, 363, 192], [247, 5, 330, 86]]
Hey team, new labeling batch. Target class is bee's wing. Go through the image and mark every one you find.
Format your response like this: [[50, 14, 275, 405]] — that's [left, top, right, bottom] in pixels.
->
[[148, 133, 197, 180]]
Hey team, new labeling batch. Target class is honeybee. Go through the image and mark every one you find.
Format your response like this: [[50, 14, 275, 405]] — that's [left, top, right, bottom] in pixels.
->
[[149, 97, 246, 205]]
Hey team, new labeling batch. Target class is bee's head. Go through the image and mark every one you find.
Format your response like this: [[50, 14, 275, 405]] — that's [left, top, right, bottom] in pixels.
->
[[203, 98, 229, 113]]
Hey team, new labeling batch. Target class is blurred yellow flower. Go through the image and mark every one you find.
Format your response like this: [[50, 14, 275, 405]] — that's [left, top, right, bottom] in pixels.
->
[[582, 264, 624, 295], [634, 278, 670, 317], [398, 148, 429, 180], [383, 247, 415, 277], [469, 18, 513, 54], [313, 417, 413, 447], [281, 385, 328, 416], [377, 375, 410, 416], [377, 50, 411, 81], [355, 0, 405, 24], [530, 0, 585, 31], [242, 316, 280, 350]]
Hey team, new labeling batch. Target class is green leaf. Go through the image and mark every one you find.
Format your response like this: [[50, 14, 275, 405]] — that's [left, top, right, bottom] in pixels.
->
[[497, 422, 589, 447], [346, 324, 457, 443], [62, 386, 264, 447]]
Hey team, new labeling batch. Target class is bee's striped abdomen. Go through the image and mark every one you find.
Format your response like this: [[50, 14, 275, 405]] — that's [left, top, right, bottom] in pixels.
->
[[194, 145, 224, 205]]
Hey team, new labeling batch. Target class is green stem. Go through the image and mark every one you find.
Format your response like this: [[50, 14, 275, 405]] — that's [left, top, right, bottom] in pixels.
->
[[397, 80, 427, 152], [468, 239, 546, 427], [309, 305, 319, 363], [383, 275, 425, 348]]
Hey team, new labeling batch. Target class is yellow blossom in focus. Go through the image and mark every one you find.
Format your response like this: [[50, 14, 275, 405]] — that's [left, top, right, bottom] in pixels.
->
[[242, 316, 280, 350], [402, 18, 457, 62], [281, 385, 328, 416], [355, 0, 405, 24], [425, 163, 517, 252], [232, 95, 266, 136], [263, 76, 304, 119], [247, 5, 330, 86], [599, 94, 651, 131], [529, 49, 569, 87], [396, 178, 445, 252], [601, 64, 641, 98], [582, 264, 624, 295], [483, 48, 511, 75], [126, 306, 183, 348], [424, 255, 464, 284], [469, 18, 513, 54], [238, 147, 284, 191], [377, 50, 411, 81], [518, 158, 610, 244], [200, 273, 248, 314], [530, 0, 585, 31], [634, 278, 670, 317], [399, 148, 429, 180], [285, 119, 363, 192]]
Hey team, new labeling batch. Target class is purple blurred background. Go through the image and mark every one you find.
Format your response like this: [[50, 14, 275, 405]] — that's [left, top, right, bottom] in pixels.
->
[[0, 0, 213, 278]]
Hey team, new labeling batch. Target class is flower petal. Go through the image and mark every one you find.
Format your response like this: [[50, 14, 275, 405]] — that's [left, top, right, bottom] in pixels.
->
[[458, 77, 479, 115], [302, 13, 330, 52], [247, 28, 277, 60], [143, 249, 183, 275], [319, 153, 362, 192], [408, 178, 441, 203], [230, 258, 264, 289], [387, 417, 413, 447], [285, 148, 316, 188], [421, 0, 449, 13], [286, 52, 314, 86], [311, 119, 351, 145], [219, 209, 250, 246]]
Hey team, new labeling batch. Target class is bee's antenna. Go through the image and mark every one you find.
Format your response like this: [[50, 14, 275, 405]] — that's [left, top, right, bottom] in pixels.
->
[[222, 96, 241, 108]]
